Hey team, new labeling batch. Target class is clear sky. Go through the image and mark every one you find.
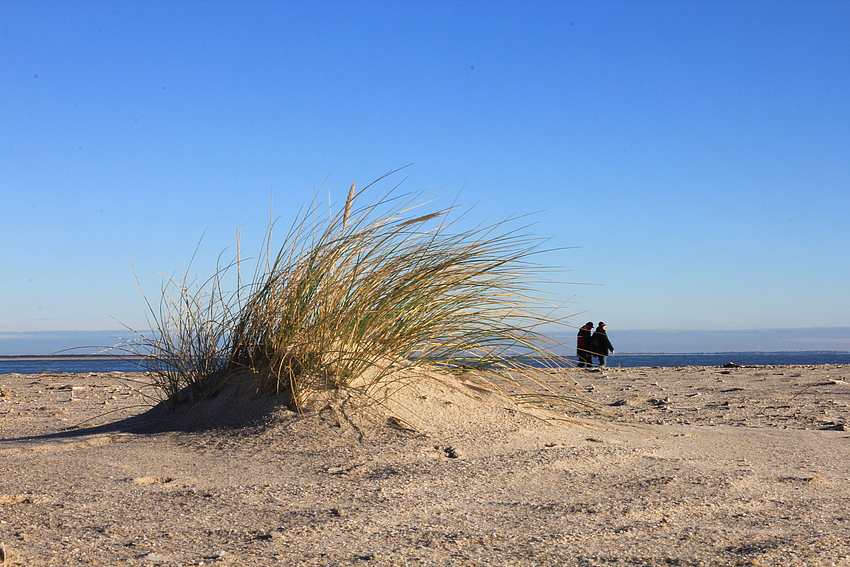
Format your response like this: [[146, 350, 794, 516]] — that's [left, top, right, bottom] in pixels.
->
[[3, 0, 849, 341]]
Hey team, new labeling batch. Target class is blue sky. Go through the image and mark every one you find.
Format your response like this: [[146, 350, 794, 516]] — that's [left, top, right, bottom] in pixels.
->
[[2, 0, 849, 349]]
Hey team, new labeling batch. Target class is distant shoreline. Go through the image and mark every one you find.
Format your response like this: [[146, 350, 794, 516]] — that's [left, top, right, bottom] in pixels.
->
[[0, 354, 145, 361], [1, 351, 849, 362], [613, 350, 850, 355]]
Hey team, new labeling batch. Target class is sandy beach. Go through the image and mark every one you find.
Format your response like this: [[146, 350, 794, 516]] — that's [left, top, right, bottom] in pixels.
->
[[2, 364, 849, 566]]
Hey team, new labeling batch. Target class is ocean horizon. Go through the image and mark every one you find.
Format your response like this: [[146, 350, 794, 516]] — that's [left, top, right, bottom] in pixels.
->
[[2, 329, 850, 374], [3, 327, 850, 357], [2, 351, 849, 375]]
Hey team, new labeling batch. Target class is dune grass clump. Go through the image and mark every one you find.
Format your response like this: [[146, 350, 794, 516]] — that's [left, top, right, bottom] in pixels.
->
[[132, 175, 583, 413]]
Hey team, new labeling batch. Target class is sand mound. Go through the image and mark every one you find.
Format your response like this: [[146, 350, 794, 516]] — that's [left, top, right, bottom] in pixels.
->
[[142, 367, 560, 438]]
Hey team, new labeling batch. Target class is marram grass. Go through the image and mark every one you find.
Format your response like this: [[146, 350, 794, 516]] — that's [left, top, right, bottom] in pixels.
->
[[129, 176, 587, 415]]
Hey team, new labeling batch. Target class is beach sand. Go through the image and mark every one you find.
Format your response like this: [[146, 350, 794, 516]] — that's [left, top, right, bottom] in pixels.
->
[[1, 364, 849, 566]]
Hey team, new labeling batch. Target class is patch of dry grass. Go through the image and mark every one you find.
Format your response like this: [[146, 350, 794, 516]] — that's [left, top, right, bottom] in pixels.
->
[[126, 173, 585, 414]]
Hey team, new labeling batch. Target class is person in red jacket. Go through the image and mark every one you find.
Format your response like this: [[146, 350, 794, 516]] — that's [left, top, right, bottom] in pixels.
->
[[576, 322, 594, 368], [591, 322, 615, 367]]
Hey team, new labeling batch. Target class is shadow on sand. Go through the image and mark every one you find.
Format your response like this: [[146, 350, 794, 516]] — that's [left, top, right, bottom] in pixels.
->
[[0, 386, 291, 445]]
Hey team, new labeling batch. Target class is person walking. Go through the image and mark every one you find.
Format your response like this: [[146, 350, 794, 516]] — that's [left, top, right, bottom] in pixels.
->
[[576, 322, 594, 368], [591, 322, 615, 367]]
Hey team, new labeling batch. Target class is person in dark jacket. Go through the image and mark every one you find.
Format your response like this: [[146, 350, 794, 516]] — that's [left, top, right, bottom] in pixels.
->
[[591, 322, 615, 367], [576, 322, 594, 367]]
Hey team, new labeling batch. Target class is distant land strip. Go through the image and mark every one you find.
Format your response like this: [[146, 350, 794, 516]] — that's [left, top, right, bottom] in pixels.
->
[[0, 354, 145, 361]]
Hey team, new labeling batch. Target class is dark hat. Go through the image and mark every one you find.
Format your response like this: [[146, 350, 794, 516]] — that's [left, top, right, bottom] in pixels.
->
[[598, 322, 605, 326], [586, 322, 593, 327]]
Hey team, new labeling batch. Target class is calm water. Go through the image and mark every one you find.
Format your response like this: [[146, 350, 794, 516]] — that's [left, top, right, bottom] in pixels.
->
[[0, 357, 147, 375], [1, 352, 849, 375], [598, 351, 850, 368]]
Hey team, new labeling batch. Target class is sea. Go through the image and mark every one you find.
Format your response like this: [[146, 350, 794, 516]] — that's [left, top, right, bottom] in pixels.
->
[[1, 351, 850, 375], [0, 357, 148, 375]]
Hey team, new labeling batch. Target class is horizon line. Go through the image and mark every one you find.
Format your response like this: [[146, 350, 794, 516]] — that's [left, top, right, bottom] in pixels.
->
[[3, 326, 850, 335]]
